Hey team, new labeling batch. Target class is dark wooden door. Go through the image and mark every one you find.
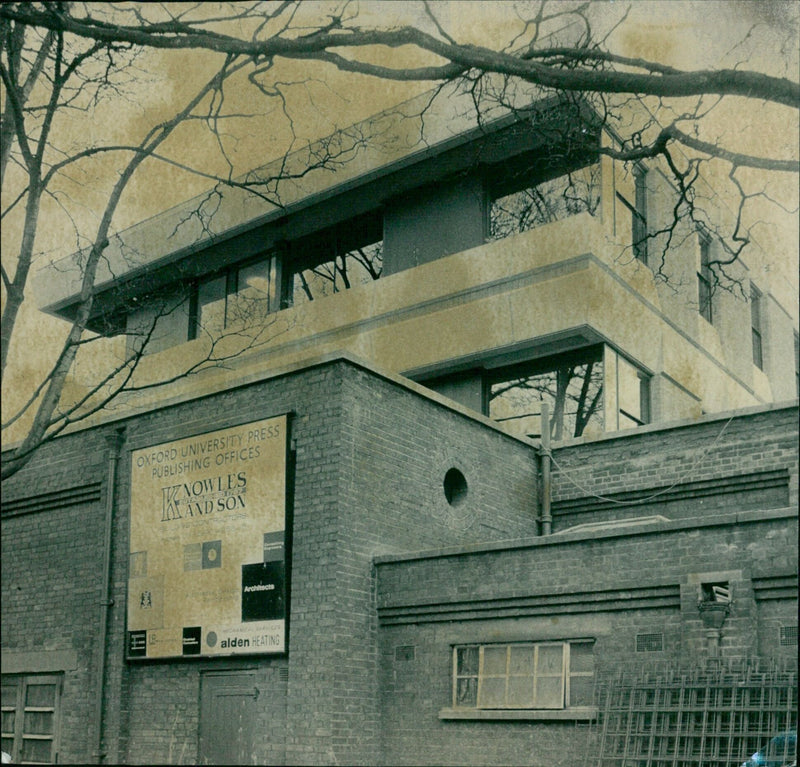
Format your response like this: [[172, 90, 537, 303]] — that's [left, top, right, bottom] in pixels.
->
[[199, 671, 261, 765]]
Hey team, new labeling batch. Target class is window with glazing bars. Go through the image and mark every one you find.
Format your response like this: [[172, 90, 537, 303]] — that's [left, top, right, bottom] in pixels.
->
[[1, 675, 61, 765], [453, 641, 594, 710]]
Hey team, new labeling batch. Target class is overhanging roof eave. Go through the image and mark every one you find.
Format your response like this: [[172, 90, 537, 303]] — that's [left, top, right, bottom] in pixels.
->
[[41, 95, 600, 323]]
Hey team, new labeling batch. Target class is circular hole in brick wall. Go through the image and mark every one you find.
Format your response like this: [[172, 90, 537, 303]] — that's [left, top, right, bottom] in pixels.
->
[[443, 468, 468, 507]]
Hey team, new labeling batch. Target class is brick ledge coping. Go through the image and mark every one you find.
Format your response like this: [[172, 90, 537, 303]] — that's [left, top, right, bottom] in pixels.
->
[[439, 707, 597, 721], [373, 507, 798, 565]]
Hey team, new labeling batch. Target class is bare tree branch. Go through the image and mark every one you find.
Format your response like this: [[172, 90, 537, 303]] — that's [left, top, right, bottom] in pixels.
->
[[1, 1, 796, 478], [0, 4, 797, 107]]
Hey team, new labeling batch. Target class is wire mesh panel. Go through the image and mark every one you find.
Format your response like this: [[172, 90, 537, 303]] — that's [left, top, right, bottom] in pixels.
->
[[586, 659, 798, 767]]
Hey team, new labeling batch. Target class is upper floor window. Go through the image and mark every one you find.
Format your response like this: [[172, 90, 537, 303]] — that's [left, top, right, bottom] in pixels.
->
[[488, 347, 605, 441], [190, 254, 278, 338], [453, 641, 594, 711], [750, 284, 763, 370], [632, 166, 648, 262], [698, 235, 713, 323], [489, 165, 600, 241], [615, 165, 648, 264], [131, 213, 383, 353], [126, 288, 191, 355], [1, 674, 62, 764], [287, 213, 382, 306], [616, 354, 651, 430]]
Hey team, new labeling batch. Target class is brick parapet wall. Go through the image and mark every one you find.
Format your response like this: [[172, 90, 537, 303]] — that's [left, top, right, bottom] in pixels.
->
[[375, 513, 797, 629], [548, 405, 799, 530]]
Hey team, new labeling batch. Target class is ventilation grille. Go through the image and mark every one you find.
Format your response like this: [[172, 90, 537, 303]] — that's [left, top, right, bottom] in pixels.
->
[[279, 667, 289, 682], [779, 625, 798, 646], [395, 645, 416, 661], [635, 633, 664, 653]]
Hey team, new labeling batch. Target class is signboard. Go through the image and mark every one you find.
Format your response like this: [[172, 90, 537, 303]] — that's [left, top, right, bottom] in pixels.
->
[[126, 415, 288, 659]]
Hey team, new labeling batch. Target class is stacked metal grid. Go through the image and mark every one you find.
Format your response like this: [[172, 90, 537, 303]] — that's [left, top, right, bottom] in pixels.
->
[[587, 659, 797, 767]]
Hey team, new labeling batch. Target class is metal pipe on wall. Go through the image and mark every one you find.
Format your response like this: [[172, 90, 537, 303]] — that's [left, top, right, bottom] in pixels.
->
[[93, 429, 124, 763], [540, 403, 552, 535]]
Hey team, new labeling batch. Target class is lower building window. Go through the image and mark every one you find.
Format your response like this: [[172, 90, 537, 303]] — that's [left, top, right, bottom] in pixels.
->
[[453, 641, 593, 710], [1, 674, 61, 765]]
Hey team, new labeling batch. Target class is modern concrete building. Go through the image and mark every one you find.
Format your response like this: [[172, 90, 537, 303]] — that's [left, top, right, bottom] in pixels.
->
[[3, 95, 797, 766], [34, 94, 799, 440]]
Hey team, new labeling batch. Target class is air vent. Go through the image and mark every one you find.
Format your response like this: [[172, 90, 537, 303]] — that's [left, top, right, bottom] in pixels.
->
[[395, 645, 416, 661], [443, 468, 468, 507], [279, 667, 289, 682], [636, 633, 664, 653], [779, 625, 798, 646]]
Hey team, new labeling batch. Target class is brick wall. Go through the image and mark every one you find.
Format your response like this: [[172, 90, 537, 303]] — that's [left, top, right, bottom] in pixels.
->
[[2, 358, 540, 765], [2, 427, 112, 764], [320, 366, 538, 764], [549, 405, 799, 530], [3, 370, 794, 766], [374, 404, 798, 767], [375, 511, 797, 766]]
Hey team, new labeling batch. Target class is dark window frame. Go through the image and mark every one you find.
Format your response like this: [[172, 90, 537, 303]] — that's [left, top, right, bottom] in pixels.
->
[[698, 234, 714, 324], [750, 283, 764, 370], [189, 251, 278, 340]]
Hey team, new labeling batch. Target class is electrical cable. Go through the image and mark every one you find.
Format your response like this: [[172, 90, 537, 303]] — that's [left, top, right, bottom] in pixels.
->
[[544, 413, 736, 505]]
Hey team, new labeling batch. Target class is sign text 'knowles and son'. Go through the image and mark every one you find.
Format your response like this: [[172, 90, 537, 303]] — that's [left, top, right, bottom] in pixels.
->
[[161, 472, 247, 521]]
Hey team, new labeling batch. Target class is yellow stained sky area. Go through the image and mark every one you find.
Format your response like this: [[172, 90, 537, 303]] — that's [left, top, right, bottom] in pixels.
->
[[1, 1, 798, 442]]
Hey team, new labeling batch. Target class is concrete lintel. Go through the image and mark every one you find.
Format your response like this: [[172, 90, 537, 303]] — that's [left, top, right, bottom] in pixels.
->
[[1, 650, 79, 673], [373, 506, 798, 565], [438, 707, 597, 721]]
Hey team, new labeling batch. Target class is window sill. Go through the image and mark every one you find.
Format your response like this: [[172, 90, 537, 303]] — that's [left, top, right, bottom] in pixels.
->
[[438, 707, 597, 722]]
